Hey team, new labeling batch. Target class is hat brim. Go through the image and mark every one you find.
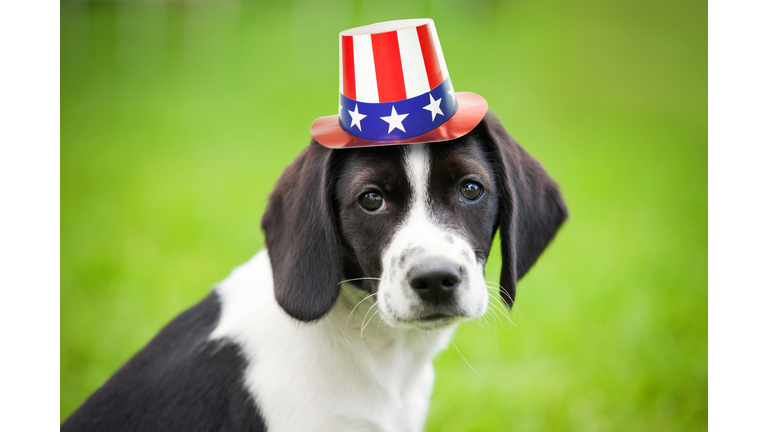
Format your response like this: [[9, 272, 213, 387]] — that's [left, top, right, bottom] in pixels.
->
[[311, 92, 488, 149]]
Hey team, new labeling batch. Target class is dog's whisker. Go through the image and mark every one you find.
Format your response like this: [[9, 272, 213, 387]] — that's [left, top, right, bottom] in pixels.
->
[[346, 293, 376, 334], [484, 303, 503, 327], [484, 285, 509, 310], [485, 281, 510, 296], [481, 314, 492, 327], [487, 312, 501, 329], [485, 284, 515, 324], [485, 280, 515, 306], [360, 301, 379, 338], [492, 305, 516, 330], [490, 288, 521, 324], [376, 312, 384, 336], [474, 316, 486, 329], [359, 304, 375, 338], [482, 311, 496, 326], [482, 295, 515, 331], [346, 292, 376, 320], [361, 307, 380, 335], [480, 315, 495, 330], [485, 295, 516, 329], [480, 296, 503, 324], [364, 307, 380, 332], [337, 277, 382, 285], [485, 293, 509, 320], [451, 341, 482, 378], [496, 299, 515, 325]]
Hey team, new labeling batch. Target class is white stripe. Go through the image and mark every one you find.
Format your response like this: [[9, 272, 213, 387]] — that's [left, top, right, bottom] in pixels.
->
[[352, 34, 379, 103], [397, 27, 431, 98], [339, 35, 343, 93], [405, 143, 430, 221], [428, 22, 449, 80]]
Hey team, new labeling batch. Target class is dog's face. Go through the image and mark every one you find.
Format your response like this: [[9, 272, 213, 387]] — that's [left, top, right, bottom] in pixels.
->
[[262, 113, 567, 326], [333, 140, 498, 330]]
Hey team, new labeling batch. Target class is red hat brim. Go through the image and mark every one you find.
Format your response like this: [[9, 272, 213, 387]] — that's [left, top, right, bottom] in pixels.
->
[[311, 92, 488, 149]]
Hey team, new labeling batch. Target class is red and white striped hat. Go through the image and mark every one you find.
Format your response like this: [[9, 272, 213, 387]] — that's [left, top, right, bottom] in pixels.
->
[[311, 19, 488, 149]]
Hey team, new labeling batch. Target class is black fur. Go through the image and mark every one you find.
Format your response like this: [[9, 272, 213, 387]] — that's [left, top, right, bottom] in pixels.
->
[[61, 293, 266, 432], [479, 113, 568, 306], [261, 143, 344, 322]]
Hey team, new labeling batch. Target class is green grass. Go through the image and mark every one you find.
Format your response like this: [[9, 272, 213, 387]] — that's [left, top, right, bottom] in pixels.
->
[[61, 0, 707, 429]]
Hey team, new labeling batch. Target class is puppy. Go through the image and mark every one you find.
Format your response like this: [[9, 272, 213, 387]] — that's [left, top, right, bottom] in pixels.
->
[[62, 112, 567, 432]]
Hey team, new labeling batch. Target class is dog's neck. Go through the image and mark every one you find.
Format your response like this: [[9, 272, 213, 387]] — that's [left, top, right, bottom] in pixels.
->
[[327, 283, 456, 367], [211, 250, 455, 431]]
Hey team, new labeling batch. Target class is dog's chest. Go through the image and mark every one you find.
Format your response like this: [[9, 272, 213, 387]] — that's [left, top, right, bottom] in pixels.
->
[[211, 251, 454, 432], [256, 339, 436, 432]]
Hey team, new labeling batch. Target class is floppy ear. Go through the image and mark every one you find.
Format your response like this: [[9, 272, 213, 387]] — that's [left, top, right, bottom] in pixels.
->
[[261, 140, 342, 322], [481, 113, 568, 307]]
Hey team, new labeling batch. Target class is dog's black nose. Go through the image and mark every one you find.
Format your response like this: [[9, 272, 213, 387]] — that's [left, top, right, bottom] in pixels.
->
[[408, 260, 461, 305]]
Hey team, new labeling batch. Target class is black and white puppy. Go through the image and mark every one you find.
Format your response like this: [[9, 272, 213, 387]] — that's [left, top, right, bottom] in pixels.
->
[[62, 113, 567, 432]]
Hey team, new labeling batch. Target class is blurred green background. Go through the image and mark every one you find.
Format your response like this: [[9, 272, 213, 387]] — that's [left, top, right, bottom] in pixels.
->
[[61, 0, 706, 429]]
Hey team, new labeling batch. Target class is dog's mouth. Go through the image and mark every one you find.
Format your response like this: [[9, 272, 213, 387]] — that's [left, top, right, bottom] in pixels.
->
[[390, 312, 460, 330], [417, 313, 452, 322], [398, 312, 461, 331]]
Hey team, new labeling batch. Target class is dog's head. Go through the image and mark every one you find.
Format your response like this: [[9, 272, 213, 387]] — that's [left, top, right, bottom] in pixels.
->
[[262, 113, 567, 329]]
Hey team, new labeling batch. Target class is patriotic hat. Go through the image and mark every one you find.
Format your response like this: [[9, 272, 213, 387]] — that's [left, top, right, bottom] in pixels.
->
[[311, 19, 488, 149]]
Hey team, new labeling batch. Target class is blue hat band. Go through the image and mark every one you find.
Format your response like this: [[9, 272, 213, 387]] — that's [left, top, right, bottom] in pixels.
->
[[338, 78, 458, 141]]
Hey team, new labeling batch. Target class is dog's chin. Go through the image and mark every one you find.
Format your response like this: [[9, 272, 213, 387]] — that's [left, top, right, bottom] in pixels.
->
[[380, 311, 467, 332]]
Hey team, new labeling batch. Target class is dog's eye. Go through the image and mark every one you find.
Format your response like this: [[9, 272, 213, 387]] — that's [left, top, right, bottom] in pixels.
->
[[360, 192, 387, 212], [459, 182, 483, 202]]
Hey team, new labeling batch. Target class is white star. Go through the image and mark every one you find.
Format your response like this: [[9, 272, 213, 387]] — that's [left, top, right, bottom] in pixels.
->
[[447, 84, 456, 104], [422, 94, 444, 121], [380, 106, 409, 134], [348, 104, 367, 131], [339, 104, 343, 116]]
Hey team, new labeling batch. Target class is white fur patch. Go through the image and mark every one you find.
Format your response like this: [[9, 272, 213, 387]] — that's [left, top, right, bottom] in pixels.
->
[[210, 250, 455, 432]]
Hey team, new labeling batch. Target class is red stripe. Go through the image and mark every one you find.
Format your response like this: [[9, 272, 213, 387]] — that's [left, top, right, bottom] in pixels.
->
[[342, 35, 356, 100], [416, 24, 443, 89], [371, 31, 406, 103]]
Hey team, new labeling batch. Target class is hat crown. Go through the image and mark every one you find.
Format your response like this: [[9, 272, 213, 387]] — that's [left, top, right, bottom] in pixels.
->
[[339, 18, 450, 104], [310, 18, 487, 148]]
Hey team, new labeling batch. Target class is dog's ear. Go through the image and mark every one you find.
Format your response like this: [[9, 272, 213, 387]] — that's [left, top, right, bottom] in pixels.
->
[[481, 113, 568, 307], [261, 140, 342, 322]]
